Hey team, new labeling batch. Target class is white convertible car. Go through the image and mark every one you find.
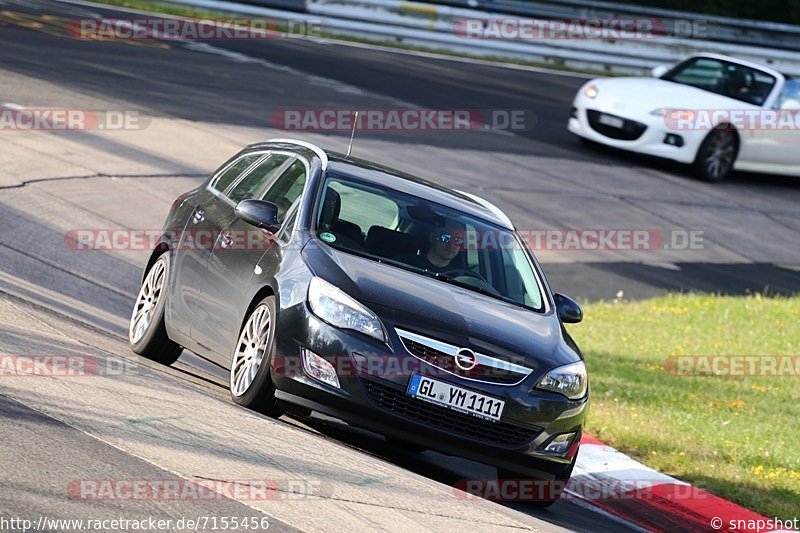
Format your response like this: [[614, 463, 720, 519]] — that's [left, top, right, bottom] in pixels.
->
[[568, 53, 800, 181]]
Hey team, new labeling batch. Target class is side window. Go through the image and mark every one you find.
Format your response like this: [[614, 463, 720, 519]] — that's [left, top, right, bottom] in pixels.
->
[[212, 153, 262, 192], [279, 206, 299, 243], [329, 180, 398, 234], [227, 154, 290, 203], [261, 159, 307, 222]]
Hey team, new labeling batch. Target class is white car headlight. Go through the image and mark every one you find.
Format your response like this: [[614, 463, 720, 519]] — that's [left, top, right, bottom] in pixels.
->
[[308, 277, 386, 343], [535, 361, 587, 400], [583, 84, 599, 99], [650, 108, 695, 120]]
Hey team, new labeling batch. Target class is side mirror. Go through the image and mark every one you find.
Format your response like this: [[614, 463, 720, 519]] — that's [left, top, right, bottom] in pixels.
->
[[235, 199, 280, 233], [554, 293, 583, 324], [651, 65, 669, 78]]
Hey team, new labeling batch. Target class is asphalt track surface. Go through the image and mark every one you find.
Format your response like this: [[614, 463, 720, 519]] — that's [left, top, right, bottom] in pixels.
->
[[0, 0, 798, 531]]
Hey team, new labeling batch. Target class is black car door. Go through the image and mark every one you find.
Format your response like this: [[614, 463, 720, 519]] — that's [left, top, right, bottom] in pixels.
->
[[190, 153, 300, 360], [170, 151, 265, 338]]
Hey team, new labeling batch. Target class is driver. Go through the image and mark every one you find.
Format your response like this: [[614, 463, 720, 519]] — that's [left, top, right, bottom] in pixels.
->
[[400, 221, 465, 273]]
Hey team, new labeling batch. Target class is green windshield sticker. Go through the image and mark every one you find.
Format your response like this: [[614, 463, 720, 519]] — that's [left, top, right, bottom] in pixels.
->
[[320, 232, 336, 243]]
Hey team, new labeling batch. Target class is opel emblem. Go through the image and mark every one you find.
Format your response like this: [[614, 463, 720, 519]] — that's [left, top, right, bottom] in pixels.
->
[[454, 348, 478, 371]]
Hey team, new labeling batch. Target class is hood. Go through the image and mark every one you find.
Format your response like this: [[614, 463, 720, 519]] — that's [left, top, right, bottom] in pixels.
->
[[590, 77, 759, 116], [302, 239, 579, 373]]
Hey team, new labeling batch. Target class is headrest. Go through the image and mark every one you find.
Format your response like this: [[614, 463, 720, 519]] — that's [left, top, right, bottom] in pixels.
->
[[366, 226, 419, 259], [407, 203, 445, 227]]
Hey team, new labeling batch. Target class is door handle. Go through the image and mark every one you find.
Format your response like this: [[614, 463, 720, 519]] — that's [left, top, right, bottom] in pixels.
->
[[192, 207, 205, 224]]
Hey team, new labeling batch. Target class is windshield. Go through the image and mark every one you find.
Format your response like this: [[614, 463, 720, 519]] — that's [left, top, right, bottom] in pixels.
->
[[779, 78, 800, 108], [315, 175, 545, 311], [661, 57, 777, 106]]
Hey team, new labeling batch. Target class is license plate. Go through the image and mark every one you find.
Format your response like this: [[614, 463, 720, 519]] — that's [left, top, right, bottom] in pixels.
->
[[406, 373, 505, 422], [598, 113, 624, 128]]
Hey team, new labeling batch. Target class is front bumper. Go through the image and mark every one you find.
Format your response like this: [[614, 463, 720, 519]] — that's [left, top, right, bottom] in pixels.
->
[[270, 303, 588, 478], [568, 97, 705, 164]]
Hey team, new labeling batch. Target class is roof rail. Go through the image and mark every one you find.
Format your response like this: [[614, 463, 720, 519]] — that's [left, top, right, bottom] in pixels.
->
[[266, 138, 329, 169], [456, 190, 514, 229]]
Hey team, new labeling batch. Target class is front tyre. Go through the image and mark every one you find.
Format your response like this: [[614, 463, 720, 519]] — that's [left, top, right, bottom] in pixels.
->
[[229, 296, 281, 416], [129, 254, 182, 365], [693, 127, 738, 182]]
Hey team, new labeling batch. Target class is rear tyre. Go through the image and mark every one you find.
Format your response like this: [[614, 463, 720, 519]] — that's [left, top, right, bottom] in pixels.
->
[[693, 127, 738, 182], [229, 296, 281, 416], [497, 454, 577, 508], [129, 254, 182, 365]]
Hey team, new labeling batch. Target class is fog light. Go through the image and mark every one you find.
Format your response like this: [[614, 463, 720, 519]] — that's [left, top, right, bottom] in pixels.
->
[[570, 107, 578, 119], [663, 133, 684, 147], [541, 433, 576, 455], [301, 349, 340, 388]]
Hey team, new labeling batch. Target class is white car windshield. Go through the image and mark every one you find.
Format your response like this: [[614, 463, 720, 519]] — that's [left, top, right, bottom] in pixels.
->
[[661, 57, 777, 106]]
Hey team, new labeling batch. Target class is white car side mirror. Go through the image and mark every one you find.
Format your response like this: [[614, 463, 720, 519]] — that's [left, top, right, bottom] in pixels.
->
[[651, 65, 669, 78]]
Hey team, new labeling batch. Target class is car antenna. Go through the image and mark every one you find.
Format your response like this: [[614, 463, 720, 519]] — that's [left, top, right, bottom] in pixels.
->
[[346, 111, 359, 158]]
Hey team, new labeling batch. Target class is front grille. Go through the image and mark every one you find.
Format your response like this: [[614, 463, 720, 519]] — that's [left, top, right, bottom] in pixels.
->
[[363, 380, 540, 447], [396, 329, 533, 386], [587, 109, 647, 140], [402, 338, 522, 385]]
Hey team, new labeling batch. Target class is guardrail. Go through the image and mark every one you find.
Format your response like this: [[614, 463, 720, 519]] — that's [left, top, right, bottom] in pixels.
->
[[172, 0, 800, 76], [422, 0, 800, 51], [466, 0, 800, 52]]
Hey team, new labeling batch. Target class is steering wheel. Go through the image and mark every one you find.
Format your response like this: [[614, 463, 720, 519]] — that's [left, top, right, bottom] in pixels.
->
[[441, 268, 501, 296], [442, 268, 485, 281]]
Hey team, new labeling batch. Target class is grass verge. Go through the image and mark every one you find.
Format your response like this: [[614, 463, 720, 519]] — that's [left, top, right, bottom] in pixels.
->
[[572, 293, 800, 519]]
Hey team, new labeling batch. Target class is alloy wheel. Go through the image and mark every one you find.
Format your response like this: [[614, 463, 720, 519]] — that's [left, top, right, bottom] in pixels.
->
[[129, 257, 166, 345], [230, 304, 272, 397], [703, 130, 736, 180]]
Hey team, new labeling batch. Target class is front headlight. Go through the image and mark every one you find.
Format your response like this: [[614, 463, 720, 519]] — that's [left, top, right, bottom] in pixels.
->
[[535, 361, 587, 400], [650, 108, 695, 120], [307, 277, 386, 343], [583, 84, 599, 99]]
